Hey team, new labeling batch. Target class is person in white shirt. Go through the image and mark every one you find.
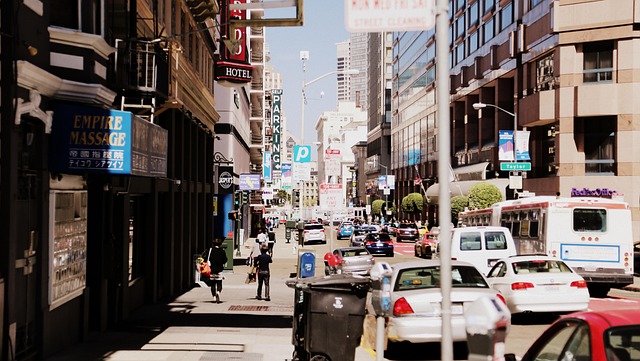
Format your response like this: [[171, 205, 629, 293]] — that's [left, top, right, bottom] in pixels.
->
[[257, 229, 268, 244]]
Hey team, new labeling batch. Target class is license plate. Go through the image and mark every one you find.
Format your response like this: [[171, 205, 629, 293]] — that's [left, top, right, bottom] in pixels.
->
[[545, 286, 560, 292], [376, 242, 384, 246], [451, 304, 464, 315]]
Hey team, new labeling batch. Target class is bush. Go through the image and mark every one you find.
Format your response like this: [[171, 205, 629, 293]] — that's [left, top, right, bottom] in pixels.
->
[[401, 193, 425, 214], [371, 199, 385, 216], [468, 182, 502, 210], [451, 195, 469, 225]]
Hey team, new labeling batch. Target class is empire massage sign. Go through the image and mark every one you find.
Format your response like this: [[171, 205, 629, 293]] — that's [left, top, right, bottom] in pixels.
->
[[50, 103, 168, 177]]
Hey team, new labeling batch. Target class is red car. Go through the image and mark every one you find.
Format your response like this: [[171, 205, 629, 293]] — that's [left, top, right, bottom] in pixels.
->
[[506, 309, 640, 361]]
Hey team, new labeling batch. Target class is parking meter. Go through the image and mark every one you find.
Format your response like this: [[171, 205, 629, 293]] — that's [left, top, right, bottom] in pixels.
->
[[370, 262, 393, 316], [465, 296, 511, 361]]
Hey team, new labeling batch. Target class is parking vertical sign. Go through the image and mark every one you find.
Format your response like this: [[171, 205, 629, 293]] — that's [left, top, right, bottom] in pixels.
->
[[293, 145, 311, 163]]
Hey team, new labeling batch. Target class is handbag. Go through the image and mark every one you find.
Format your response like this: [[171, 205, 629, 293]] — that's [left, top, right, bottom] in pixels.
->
[[245, 266, 257, 284], [200, 248, 212, 278], [245, 256, 252, 267]]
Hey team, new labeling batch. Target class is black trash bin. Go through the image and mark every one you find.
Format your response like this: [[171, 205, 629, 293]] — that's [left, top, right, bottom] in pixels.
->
[[286, 274, 371, 361]]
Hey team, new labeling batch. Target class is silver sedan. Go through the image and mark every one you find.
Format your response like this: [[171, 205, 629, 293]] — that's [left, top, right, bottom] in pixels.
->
[[369, 260, 506, 345]]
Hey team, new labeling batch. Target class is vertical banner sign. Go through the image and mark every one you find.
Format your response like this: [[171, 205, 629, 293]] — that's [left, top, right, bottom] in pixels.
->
[[224, 0, 247, 62], [281, 163, 293, 189], [263, 151, 272, 183], [516, 130, 531, 161], [498, 130, 515, 161], [325, 149, 342, 177], [272, 89, 282, 175], [293, 145, 312, 181]]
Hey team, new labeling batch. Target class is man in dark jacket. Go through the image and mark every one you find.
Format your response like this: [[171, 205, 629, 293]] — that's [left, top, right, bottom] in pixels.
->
[[255, 244, 273, 301], [207, 238, 228, 303]]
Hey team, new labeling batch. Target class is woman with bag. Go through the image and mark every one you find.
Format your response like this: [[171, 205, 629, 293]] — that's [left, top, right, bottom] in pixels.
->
[[204, 238, 228, 303]]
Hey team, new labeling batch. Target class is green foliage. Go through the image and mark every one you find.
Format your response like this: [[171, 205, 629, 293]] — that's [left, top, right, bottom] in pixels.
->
[[468, 182, 503, 210], [371, 199, 385, 215], [451, 195, 469, 225], [277, 189, 289, 201], [401, 193, 425, 214]]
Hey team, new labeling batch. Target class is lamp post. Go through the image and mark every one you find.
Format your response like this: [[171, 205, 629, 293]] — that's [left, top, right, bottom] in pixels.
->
[[300, 51, 359, 220], [472, 102, 517, 162], [473, 102, 521, 193]]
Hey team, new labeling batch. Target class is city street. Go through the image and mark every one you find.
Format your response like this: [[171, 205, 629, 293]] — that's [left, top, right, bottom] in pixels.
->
[[44, 224, 640, 361]]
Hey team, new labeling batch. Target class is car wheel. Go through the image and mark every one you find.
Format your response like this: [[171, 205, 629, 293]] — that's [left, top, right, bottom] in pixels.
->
[[414, 247, 419, 257], [324, 265, 331, 275]]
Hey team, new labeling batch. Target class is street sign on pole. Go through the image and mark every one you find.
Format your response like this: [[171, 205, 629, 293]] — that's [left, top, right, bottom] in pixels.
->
[[500, 162, 531, 171]]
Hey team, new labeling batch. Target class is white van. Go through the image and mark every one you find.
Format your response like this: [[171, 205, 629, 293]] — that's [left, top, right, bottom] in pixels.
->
[[436, 226, 517, 275]]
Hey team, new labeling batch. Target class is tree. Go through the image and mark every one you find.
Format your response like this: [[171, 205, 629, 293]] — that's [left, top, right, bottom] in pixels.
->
[[451, 195, 469, 226], [371, 199, 385, 216], [468, 182, 502, 210], [401, 192, 424, 217]]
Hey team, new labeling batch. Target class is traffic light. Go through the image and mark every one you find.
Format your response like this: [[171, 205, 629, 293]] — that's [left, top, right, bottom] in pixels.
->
[[292, 190, 300, 208], [228, 210, 238, 221], [241, 191, 249, 205], [234, 191, 240, 206]]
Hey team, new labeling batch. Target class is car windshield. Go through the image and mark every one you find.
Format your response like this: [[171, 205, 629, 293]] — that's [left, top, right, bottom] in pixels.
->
[[512, 260, 572, 274], [341, 223, 353, 227], [353, 229, 371, 236], [399, 223, 418, 229], [394, 265, 489, 291], [305, 224, 324, 230]]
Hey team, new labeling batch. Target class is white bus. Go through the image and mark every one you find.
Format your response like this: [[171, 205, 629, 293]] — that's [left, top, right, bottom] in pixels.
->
[[458, 196, 635, 296]]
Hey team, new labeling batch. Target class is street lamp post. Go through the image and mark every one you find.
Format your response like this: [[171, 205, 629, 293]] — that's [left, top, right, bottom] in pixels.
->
[[472, 102, 517, 162], [473, 102, 521, 192], [300, 51, 359, 220]]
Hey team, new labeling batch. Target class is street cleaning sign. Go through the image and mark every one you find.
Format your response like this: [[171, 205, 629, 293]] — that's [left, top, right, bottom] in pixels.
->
[[345, 0, 436, 32]]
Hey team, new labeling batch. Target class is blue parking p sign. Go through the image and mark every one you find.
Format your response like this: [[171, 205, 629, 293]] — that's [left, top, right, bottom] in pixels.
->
[[293, 145, 311, 163]]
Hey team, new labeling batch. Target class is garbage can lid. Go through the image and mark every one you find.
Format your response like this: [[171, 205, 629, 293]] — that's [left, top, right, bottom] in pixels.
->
[[286, 274, 371, 293]]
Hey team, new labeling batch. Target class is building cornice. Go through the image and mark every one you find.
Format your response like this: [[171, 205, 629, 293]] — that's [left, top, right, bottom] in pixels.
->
[[48, 26, 115, 60]]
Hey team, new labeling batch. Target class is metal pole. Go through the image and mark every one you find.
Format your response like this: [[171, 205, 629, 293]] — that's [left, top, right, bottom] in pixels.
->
[[376, 316, 385, 361], [436, 0, 454, 359], [301, 57, 306, 221]]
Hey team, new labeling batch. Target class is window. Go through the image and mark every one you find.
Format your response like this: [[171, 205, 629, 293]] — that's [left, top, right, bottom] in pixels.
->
[[531, 0, 544, 8], [468, 31, 479, 54], [469, 2, 479, 27], [51, 0, 104, 35], [483, 17, 495, 44], [484, 0, 495, 13], [485, 232, 507, 250], [456, 14, 466, 39], [500, 2, 514, 31], [530, 322, 589, 361], [460, 232, 482, 250], [456, 0, 466, 12], [584, 42, 613, 83], [576, 116, 616, 175], [536, 54, 555, 92], [573, 209, 607, 232]]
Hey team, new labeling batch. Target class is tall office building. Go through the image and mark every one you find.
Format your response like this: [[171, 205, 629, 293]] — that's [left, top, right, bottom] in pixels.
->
[[336, 40, 352, 101]]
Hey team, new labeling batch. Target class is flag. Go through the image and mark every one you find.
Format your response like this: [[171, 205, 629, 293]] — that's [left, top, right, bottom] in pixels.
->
[[414, 176, 422, 185]]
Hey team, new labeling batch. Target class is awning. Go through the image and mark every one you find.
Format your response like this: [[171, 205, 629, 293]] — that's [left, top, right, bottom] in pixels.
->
[[426, 178, 510, 204], [453, 161, 490, 181]]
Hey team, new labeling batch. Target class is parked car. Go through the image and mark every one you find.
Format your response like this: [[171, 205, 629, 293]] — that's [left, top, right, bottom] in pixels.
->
[[367, 260, 506, 347], [414, 232, 438, 259], [323, 247, 375, 275], [337, 221, 355, 240], [486, 255, 590, 314], [505, 308, 640, 361], [350, 226, 377, 247], [303, 223, 326, 244], [364, 232, 394, 257], [396, 223, 419, 242]]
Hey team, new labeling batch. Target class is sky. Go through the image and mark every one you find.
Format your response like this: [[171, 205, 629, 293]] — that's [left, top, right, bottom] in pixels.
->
[[265, 0, 350, 151]]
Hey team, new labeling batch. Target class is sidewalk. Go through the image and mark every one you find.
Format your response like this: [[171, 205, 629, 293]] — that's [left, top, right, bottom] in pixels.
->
[[45, 226, 377, 361]]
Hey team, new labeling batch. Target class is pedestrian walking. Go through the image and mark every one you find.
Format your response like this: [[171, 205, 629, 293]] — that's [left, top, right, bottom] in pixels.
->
[[255, 244, 272, 301], [205, 238, 228, 303], [267, 227, 276, 257], [249, 238, 261, 265], [257, 229, 268, 244]]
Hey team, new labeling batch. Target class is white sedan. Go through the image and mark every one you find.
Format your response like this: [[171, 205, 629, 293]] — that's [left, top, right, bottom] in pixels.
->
[[486, 255, 590, 314], [368, 260, 506, 345]]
